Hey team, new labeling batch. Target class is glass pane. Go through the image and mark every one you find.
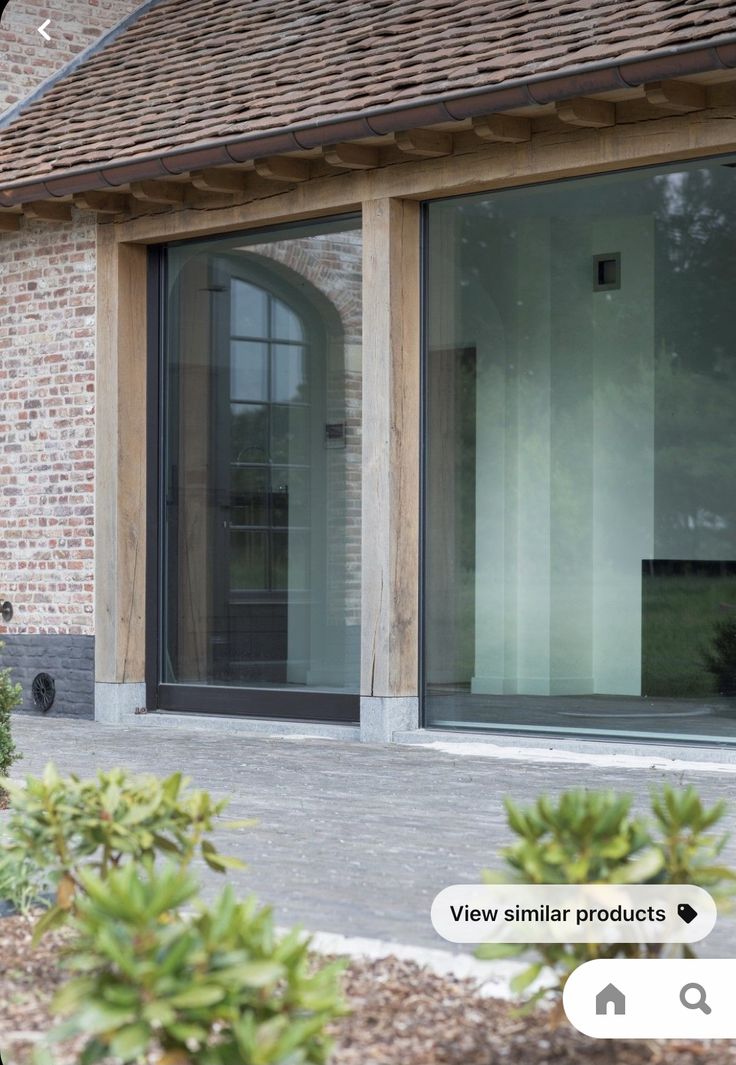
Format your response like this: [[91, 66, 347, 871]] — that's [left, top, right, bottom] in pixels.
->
[[231, 403, 268, 464], [272, 466, 309, 527], [231, 278, 267, 337], [271, 404, 309, 464], [272, 298, 304, 342], [272, 344, 308, 403], [272, 530, 309, 591], [231, 341, 268, 402], [163, 216, 362, 694], [230, 530, 267, 590], [231, 467, 268, 527], [424, 158, 736, 743]]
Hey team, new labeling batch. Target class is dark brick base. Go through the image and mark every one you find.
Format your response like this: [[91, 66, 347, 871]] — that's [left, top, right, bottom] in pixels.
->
[[0, 634, 94, 720]]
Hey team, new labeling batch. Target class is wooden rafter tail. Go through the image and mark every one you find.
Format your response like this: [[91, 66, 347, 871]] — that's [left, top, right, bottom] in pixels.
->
[[555, 97, 616, 128], [393, 129, 454, 157], [472, 113, 532, 144], [129, 180, 188, 205], [323, 143, 380, 169], [253, 157, 311, 182], [644, 79, 707, 113], [190, 168, 251, 193], [73, 190, 130, 214], [0, 212, 20, 232], [22, 200, 73, 222]]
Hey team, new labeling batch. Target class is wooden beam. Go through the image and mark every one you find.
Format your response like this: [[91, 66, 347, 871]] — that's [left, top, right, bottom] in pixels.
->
[[472, 113, 531, 143], [0, 213, 20, 232], [22, 200, 73, 222], [394, 129, 453, 157], [129, 180, 188, 205], [96, 234, 149, 687], [644, 79, 707, 114], [361, 198, 421, 700], [323, 143, 380, 169], [190, 168, 250, 193], [253, 157, 310, 182], [113, 104, 736, 245], [555, 97, 615, 128], [73, 190, 130, 214]]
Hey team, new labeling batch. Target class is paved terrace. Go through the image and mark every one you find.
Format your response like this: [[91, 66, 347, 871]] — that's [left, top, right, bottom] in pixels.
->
[[7, 716, 736, 957]]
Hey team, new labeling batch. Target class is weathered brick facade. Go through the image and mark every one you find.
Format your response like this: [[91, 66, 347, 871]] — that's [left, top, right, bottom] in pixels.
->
[[0, 0, 139, 716]]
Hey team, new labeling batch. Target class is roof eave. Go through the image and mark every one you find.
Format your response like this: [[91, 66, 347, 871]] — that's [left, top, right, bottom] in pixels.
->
[[2, 34, 736, 206]]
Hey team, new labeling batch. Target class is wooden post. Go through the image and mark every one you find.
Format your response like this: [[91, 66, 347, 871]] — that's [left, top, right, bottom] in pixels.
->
[[95, 232, 149, 720], [360, 198, 421, 740]]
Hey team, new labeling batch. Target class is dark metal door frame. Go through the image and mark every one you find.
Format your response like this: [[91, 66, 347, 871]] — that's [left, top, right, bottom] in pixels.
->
[[145, 243, 359, 724]]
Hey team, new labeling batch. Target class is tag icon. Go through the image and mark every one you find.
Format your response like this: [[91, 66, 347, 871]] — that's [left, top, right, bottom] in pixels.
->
[[678, 903, 698, 925]]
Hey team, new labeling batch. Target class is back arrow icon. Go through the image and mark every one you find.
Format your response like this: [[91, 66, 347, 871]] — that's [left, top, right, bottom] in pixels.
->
[[38, 18, 51, 40]]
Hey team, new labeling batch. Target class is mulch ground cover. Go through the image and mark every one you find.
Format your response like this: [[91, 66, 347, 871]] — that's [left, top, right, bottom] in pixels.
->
[[1, 915, 735, 1065]]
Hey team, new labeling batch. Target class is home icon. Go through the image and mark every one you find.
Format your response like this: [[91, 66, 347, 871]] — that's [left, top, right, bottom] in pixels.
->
[[595, 983, 626, 1016]]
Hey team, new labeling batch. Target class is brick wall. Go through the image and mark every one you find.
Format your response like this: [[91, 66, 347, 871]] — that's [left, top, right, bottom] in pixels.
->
[[0, 0, 139, 716], [0, 1, 139, 113], [0, 212, 98, 714]]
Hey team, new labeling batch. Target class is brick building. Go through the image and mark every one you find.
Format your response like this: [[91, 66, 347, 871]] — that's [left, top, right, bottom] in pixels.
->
[[0, 0, 139, 716], [2, 0, 736, 753]]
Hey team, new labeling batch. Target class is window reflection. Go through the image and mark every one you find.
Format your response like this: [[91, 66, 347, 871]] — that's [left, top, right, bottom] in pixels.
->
[[424, 158, 736, 743]]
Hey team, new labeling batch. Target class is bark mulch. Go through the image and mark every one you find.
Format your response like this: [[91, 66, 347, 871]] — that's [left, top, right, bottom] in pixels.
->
[[1, 916, 735, 1065]]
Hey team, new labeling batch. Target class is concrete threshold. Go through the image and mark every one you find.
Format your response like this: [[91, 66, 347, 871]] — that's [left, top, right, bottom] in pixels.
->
[[394, 728, 736, 772], [128, 710, 360, 742]]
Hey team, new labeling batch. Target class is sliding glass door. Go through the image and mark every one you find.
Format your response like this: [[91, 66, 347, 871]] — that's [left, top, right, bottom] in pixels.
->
[[423, 158, 736, 743], [158, 217, 362, 720]]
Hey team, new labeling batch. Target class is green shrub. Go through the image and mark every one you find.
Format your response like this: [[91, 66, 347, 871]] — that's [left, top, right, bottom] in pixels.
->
[[0, 763, 251, 937], [0, 846, 50, 915], [702, 616, 736, 695], [477, 786, 736, 1002], [0, 640, 22, 788], [41, 862, 344, 1065]]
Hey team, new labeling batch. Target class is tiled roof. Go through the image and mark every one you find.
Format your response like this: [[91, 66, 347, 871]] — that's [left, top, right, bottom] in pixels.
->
[[0, 0, 735, 188]]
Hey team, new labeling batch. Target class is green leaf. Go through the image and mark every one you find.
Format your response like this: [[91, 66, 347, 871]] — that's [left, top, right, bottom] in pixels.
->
[[32, 903, 67, 944], [610, 848, 664, 884], [109, 1023, 151, 1062], [510, 962, 544, 994], [168, 985, 226, 1008], [220, 961, 285, 988], [475, 943, 525, 960]]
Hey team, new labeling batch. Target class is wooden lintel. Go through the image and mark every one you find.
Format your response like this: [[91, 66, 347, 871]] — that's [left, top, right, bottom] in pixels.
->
[[73, 190, 130, 214], [555, 97, 615, 128], [644, 79, 707, 114], [394, 129, 453, 157], [323, 142, 380, 169], [129, 180, 188, 205], [253, 157, 310, 182], [22, 200, 73, 222], [0, 213, 20, 232], [190, 168, 250, 193], [472, 113, 531, 144]]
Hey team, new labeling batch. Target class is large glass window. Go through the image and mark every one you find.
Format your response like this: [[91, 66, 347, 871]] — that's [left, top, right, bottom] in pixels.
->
[[161, 217, 362, 710], [424, 158, 736, 743]]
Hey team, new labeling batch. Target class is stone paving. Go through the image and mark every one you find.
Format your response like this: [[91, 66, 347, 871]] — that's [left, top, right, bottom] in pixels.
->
[[7, 716, 736, 956]]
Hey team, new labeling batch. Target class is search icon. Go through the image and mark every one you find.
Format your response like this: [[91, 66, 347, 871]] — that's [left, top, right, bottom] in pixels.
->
[[680, 982, 712, 1015]]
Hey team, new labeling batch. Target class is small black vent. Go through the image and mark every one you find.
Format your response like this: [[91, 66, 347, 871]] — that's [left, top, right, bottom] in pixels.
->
[[32, 673, 55, 713], [593, 252, 621, 291], [1, 601, 12, 622]]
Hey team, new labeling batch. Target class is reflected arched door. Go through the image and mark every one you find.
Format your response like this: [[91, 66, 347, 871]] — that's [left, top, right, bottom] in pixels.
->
[[160, 217, 362, 722], [211, 259, 324, 687]]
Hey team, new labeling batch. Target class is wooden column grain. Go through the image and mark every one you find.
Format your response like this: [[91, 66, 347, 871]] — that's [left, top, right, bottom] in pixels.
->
[[361, 198, 421, 697], [95, 231, 148, 684]]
